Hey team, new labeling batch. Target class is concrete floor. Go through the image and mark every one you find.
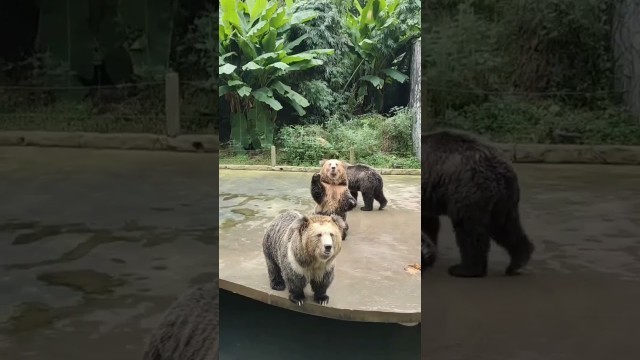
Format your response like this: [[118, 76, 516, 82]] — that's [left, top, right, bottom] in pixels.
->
[[0, 147, 217, 360], [219, 169, 421, 323], [423, 163, 640, 360]]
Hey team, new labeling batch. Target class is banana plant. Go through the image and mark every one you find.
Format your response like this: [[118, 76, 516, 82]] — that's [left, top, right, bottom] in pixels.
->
[[219, 0, 334, 151], [344, 0, 420, 112]]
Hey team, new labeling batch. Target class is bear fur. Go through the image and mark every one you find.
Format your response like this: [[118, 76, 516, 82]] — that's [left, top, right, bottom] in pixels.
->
[[422, 230, 436, 271], [142, 282, 218, 360], [262, 210, 346, 306], [345, 164, 388, 211], [311, 159, 356, 239], [422, 129, 534, 277]]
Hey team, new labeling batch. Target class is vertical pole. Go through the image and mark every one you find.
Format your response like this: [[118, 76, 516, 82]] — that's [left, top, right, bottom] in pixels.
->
[[349, 147, 355, 164], [271, 145, 277, 167], [165, 72, 180, 137]]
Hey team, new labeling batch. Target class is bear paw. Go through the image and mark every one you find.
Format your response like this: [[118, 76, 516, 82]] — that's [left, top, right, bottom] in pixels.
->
[[312, 173, 321, 182], [448, 264, 487, 278], [314, 294, 330, 306], [270, 281, 285, 291], [360, 206, 373, 211], [288, 293, 305, 306]]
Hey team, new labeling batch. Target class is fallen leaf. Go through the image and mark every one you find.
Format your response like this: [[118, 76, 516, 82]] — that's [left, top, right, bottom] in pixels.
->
[[404, 263, 421, 275]]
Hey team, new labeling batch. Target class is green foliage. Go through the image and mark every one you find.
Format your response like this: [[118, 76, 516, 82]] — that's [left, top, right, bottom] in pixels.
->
[[277, 107, 417, 166], [426, 0, 638, 146], [219, 0, 334, 150], [438, 98, 640, 145], [344, 0, 421, 112]]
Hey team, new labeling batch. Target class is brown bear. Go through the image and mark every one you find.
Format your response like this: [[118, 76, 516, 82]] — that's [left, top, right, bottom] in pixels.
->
[[310, 159, 356, 239], [142, 282, 218, 360], [345, 163, 388, 211], [422, 129, 534, 277], [262, 210, 346, 306]]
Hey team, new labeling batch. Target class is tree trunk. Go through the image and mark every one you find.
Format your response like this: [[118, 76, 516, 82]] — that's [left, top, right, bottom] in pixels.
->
[[409, 38, 422, 160], [612, 0, 640, 121]]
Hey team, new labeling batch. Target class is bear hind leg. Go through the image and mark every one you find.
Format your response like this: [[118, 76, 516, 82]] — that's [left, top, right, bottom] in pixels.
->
[[375, 189, 387, 210], [265, 257, 286, 291], [449, 220, 490, 278], [350, 190, 358, 203], [491, 210, 534, 276]]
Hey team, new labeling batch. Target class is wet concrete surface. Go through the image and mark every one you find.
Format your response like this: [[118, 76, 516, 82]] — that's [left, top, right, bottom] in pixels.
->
[[0, 147, 217, 360], [219, 169, 421, 323], [423, 163, 640, 360]]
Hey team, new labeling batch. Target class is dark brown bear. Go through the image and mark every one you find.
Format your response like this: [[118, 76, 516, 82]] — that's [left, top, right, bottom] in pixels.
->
[[345, 164, 388, 211], [422, 129, 534, 277]]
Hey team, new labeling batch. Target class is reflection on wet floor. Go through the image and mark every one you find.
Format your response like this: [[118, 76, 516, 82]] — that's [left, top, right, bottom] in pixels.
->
[[0, 147, 217, 360]]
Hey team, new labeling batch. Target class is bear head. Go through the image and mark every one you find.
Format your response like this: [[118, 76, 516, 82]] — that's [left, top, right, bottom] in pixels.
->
[[294, 213, 346, 261], [319, 159, 348, 185]]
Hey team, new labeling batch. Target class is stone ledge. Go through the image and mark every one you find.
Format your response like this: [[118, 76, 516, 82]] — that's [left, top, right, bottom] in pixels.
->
[[0, 131, 218, 153], [495, 143, 640, 165], [219, 164, 421, 175]]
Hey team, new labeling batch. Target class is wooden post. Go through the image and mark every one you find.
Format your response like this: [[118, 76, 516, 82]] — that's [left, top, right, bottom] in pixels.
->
[[349, 148, 355, 164], [165, 72, 180, 137], [271, 145, 276, 166]]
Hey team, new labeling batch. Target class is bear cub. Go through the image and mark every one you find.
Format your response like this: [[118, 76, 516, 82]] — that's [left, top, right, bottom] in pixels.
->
[[311, 159, 356, 239], [422, 129, 534, 278], [346, 164, 388, 211], [262, 210, 346, 306]]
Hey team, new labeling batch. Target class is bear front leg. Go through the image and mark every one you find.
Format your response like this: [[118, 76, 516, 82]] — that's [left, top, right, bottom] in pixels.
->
[[311, 269, 335, 305], [310, 173, 325, 205], [449, 221, 490, 278], [350, 190, 358, 203], [285, 272, 308, 306], [361, 192, 374, 211]]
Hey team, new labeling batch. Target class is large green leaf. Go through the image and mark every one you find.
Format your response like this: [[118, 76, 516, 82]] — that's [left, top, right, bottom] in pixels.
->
[[287, 98, 306, 116], [254, 52, 280, 62], [253, 88, 283, 111], [270, 8, 288, 28], [230, 112, 250, 151], [284, 34, 309, 51], [382, 68, 409, 83], [267, 62, 289, 70], [236, 35, 258, 59], [290, 10, 317, 25], [242, 61, 263, 70], [251, 101, 275, 148], [238, 86, 252, 97], [219, 63, 237, 74], [281, 52, 316, 64], [221, 0, 241, 29], [247, 20, 269, 38], [249, 0, 268, 24], [261, 29, 277, 52], [287, 58, 323, 71], [228, 79, 245, 86], [360, 75, 384, 89], [308, 49, 335, 55], [272, 81, 310, 108]]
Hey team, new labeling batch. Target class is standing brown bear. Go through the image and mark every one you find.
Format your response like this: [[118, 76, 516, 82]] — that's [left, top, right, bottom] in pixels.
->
[[310, 159, 357, 240]]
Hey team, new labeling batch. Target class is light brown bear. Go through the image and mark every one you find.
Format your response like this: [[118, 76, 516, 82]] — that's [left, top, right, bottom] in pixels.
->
[[310, 159, 357, 240], [263, 210, 346, 306]]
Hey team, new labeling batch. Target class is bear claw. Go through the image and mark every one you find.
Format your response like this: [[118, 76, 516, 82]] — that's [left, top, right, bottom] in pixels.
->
[[314, 294, 330, 306], [289, 294, 305, 306]]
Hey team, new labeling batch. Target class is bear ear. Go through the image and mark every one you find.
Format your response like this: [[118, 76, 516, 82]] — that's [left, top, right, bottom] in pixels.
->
[[329, 215, 346, 231], [294, 215, 310, 235]]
